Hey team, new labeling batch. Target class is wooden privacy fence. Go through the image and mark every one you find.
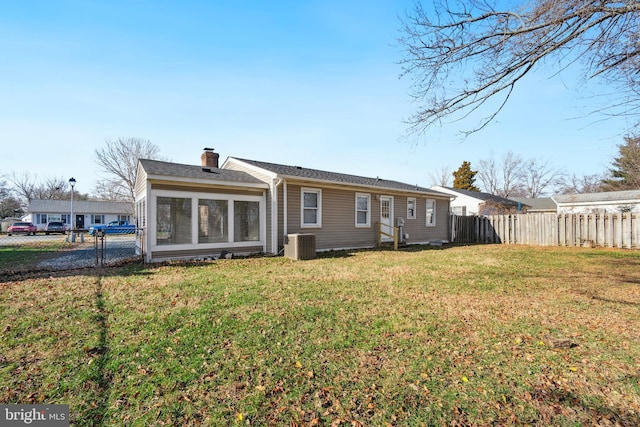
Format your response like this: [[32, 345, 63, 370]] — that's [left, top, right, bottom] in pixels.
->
[[451, 213, 640, 248]]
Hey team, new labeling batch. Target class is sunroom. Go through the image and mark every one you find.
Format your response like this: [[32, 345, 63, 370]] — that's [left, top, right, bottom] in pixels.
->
[[135, 157, 269, 262]]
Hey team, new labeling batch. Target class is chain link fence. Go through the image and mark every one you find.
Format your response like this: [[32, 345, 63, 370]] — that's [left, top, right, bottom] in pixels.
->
[[0, 229, 144, 274]]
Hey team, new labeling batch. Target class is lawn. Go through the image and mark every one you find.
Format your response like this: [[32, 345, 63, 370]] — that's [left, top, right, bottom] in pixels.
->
[[1, 245, 639, 426], [0, 240, 70, 271]]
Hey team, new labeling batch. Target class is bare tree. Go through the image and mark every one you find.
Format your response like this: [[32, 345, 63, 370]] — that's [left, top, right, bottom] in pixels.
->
[[93, 178, 131, 201], [10, 171, 37, 207], [476, 154, 499, 194], [95, 137, 163, 201], [557, 173, 605, 194], [522, 158, 566, 197], [10, 172, 91, 209], [428, 165, 453, 186], [478, 151, 567, 197], [500, 152, 527, 198], [33, 176, 70, 200], [477, 151, 526, 197], [0, 177, 21, 218], [399, 0, 640, 135]]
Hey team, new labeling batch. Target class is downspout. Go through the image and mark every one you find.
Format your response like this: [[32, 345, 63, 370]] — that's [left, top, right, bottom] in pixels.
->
[[283, 180, 288, 237], [271, 177, 284, 255]]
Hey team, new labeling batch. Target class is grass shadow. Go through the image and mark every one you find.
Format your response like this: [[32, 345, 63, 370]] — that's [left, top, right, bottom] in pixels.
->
[[82, 276, 112, 424]]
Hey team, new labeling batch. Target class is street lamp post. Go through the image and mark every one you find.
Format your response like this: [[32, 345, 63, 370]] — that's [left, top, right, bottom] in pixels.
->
[[69, 177, 76, 242]]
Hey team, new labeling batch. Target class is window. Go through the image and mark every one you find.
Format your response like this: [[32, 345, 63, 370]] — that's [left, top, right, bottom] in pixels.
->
[[140, 199, 146, 228], [91, 215, 105, 224], [117, 215, 129, 222], [198, 199, 228, 243], [355, 193, 370, 227], [426, 199, 436, 227], [407, 198, 416, 219], [36, 214, 47, 224], [156, 197, 192, 245], [301, 188, 322, 227], [234, 201, 260, 241], [452, 206, 467, 216]]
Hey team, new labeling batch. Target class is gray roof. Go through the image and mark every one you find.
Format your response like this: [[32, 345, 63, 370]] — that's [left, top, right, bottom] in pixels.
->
[[513, 197, 557, 211], [29, 199, 132, 214], [139, 159, 266, 186], [434, 186, 519, 206], [231, 158, 448, 196], [553, 189, 640, 204]]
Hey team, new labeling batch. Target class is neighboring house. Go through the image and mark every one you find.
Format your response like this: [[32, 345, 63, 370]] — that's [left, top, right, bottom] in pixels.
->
[[552, 190, 640, 214], [135, 150, 453, 262], [27, 200, 134, 231], [431, 186, 520, 216], [512, 197, 557, 214]]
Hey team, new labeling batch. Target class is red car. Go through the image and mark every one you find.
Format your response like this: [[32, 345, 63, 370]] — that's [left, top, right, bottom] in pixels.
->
[[7, 222, 38, 236]]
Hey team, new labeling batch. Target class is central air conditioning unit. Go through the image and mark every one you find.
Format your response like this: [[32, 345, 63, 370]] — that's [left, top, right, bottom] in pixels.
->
[[284, 233, 316, 260]]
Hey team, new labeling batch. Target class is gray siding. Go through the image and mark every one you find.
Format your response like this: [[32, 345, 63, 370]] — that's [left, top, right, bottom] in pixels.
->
[[401, 196, 450, 244], [283, 182, 450, 251]]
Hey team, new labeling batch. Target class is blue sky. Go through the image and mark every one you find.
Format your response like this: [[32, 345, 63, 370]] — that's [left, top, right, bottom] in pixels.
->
[[0, 0, 632, 196]]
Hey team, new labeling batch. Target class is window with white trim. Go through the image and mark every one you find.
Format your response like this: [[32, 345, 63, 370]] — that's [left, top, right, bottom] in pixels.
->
[[91, 214, 105, 225], [301, 188, 322, 228], [355, 193, 370, 227], [426, 199, 436, 227], [407, 198, 416, 219], [452, 206, 466, 216]]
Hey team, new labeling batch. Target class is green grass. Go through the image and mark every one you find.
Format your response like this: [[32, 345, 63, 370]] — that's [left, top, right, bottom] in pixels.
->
[[1, 245, 640, 425], [0, 240, 70, 270]]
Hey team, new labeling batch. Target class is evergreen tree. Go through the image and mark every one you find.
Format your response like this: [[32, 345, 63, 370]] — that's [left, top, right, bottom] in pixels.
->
[[602, 136, 640, 191], [452, 161, 480, 191]]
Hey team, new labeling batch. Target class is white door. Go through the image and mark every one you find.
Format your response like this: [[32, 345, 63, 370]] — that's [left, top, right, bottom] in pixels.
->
[[380, 196, 394, 241]]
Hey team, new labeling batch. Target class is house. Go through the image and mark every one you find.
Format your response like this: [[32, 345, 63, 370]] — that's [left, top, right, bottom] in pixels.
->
[[430, 186, 520, 216], [552, 190, 640, 214], [27, 199, 134, 231], [512, 197, 557, 214], [135, 150, 453, 262]]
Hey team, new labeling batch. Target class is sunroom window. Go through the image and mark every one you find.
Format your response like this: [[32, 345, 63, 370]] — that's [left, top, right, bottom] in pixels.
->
[[157, 197, 192, 245]]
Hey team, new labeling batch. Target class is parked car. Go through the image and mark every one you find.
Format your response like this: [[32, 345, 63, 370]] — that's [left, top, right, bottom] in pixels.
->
[[88, 220, 136, 235], [45, 221, 67, 235], [7, 222, 38, 236]]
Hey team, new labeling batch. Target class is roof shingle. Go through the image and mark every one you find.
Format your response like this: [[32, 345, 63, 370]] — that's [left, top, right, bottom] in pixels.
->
[[139, 159, 266, 185], [231, 158, 447, 195]]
